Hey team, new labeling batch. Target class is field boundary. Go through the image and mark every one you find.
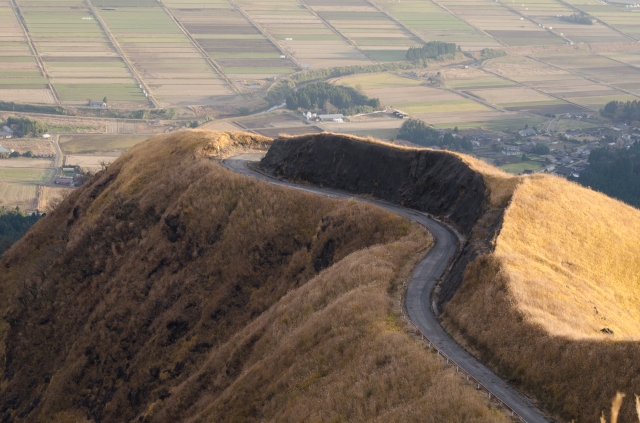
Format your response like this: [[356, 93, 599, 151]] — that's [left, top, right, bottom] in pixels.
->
[[494, 0, 571, 44], [85, 0, 159, 108], [555, 0, 638, 42], [363, 0, 428, 45]]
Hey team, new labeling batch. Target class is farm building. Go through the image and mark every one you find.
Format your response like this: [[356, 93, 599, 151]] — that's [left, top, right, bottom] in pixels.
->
[[88, 101, 107, 108], [518, 128, 537, 137], [54, 178, 74, 186], [318, 114, 344, 122]]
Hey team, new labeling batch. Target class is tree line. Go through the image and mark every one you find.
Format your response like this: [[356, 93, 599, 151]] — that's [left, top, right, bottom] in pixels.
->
[[0, 207, 41, 256], [574, 141, 640, 207], [601, 100, 640, 124], [6, 116, 48, 137], [286, 82, 380, 115], [406, 42, 458, 61], [397, 119, 473, 152], [562, 13, 594, 25]]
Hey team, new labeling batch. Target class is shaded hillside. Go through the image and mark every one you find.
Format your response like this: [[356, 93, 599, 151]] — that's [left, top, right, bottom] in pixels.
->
[[0, 130, 505, 423]]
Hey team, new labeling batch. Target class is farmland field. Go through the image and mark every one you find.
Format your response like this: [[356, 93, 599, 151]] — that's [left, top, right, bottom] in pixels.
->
[[0, 0, 55, 104], [0, 182, 36, 211], [16, 1, 148, 107], [59, 134, 150, 154], [0, 167, 54, 184], [94, 5, 235, 106]]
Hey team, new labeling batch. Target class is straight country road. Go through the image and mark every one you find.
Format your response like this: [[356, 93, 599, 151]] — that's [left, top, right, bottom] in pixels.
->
[[223, 153, 549, 423]]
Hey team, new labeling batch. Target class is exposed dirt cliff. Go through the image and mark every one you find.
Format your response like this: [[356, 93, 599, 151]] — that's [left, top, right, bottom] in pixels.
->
[[259, 133, 505, 305]]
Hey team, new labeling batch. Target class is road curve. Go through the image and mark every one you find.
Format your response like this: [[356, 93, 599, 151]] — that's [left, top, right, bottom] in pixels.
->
[[222, 153, 549, 423]]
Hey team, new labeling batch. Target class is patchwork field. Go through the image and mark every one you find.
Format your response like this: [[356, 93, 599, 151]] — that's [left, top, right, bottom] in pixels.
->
[[304, 0, 422, 61], [482, 54, 640, 111], [233, 0, 372, 68], [562, 0, 640, 40], [16, 1, 148, 107], [0, 0, 56, 104], [166, 0, 299, 80], [370, 0, 501, 51], [437, 0, 564, 46], [94, 5, 235, 106]]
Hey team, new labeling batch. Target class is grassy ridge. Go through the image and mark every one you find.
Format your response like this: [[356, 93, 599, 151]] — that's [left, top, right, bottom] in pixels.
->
[[0, 130, 505, 423], [443, 173, 640, 422]]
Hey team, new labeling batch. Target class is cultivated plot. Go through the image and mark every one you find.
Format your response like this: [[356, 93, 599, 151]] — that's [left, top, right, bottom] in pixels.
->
[[508, 0, 628, 44], [166, 0, 298, 80], [0, 182, 36, 211], [304, 0, 422, 61], [483, 55, 638, 111], [16, 0, 147, 107], [370, 0, 500, 50], [562, 0, 640, 40], [0, 0, 55, 104], [438, 0, 564, 46], [95, 5, 235, 106], [59, 134, 150, 154], [233, 0, 373, 68]]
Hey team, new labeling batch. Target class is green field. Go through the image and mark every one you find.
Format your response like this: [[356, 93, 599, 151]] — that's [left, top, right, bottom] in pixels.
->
[[499, 162, 544, 174], [59, 134, 150, 154], [0, 168, 54, 183]]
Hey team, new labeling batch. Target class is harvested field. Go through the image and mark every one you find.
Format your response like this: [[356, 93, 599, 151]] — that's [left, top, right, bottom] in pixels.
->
[[336, 72, 422, 90], [236, 112, 303, 129], [59, 134, 150, 154], [233, 0, 372, 68], [0, 89, 56, 104], [370, 0, 500, 50], [0, 158, 52, 168], [0, 182, 36, 211], [65, 153, 120, 172], [0, 140, 55, 156]]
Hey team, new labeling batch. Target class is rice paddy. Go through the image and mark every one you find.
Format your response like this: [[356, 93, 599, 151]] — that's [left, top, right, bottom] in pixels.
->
[[0, 0, 639, 113]]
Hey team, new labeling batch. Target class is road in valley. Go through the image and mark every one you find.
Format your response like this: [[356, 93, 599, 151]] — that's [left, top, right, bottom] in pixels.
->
[[223, 153, 549, 423]]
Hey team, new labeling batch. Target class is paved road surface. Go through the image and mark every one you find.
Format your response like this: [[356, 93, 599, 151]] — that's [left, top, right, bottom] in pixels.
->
[[223, 153, 549, 423]]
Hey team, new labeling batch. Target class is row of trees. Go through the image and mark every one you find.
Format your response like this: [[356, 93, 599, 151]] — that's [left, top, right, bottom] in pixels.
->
[[397, 119, 473, 152], [286, 82, 380, 115], [406, 42, 458, 61], [6, 116, 48, 137], [601, 100, 640, 124], [574, 141, 640, 207], [0, 207, 41, 256]]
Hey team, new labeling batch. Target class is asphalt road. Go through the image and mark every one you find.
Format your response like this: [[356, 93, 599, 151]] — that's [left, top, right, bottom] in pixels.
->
[[223, 153, 549, 423]]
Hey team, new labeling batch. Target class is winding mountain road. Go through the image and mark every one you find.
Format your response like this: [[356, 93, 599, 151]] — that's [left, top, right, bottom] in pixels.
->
[[223, 153, 549, 423]]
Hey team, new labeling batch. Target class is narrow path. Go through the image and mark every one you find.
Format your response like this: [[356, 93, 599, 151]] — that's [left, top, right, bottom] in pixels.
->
[[223, 153, 550, 423]]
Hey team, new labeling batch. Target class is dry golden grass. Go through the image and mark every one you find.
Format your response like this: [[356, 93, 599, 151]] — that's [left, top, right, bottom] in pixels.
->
[[443, 172, 640, 421], [496, 175, 640, 340], [0, 130, 506, 423]]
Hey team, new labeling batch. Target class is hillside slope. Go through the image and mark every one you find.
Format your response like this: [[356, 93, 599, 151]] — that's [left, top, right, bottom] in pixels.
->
[[0, 130, 505, 423], [262, 133, 640, 422]]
